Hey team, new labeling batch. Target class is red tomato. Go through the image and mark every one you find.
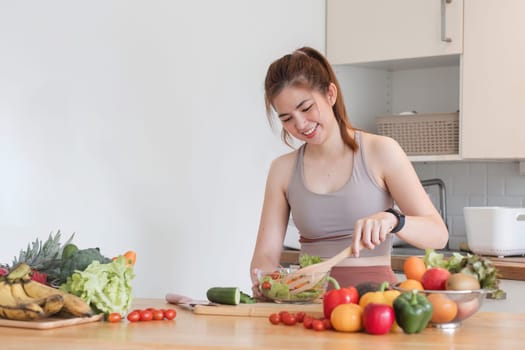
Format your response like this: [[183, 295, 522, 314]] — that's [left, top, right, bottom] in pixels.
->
[[281, 313, 297, 326], [312, 319, 326, 331], [107, 313, 122, 323], [322, 318, 332, 330], [127, 311, 140, 322], [294, 311, 306, 323], [163, 309, 177, 320], [268, 313, 280, 325], [278, 310, 290, 318], [270, 271, 281, 280], [139, 310, 153, 321], [261, 281, 272, 290], [152, 309, 165, 320], [303, 316, 313, 329]]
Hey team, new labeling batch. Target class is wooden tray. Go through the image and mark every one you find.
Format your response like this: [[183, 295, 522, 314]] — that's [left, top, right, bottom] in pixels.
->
[[0, 314, 103, 330], [193, 302, 323, 317]]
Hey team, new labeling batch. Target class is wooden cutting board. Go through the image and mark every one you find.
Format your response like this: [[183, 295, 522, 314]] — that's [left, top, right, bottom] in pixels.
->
[[193, 302, 323, 317], [0, 314, 103, 330]]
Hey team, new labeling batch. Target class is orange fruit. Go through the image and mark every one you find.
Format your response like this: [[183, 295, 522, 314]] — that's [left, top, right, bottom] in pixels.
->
[[330, 304, 363, 332], [427, 293, 458, 323], [403, 256, 427, 282], [398, 279, 424, 291]]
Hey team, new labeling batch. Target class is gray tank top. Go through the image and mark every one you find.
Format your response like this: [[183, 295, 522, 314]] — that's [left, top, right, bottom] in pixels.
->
[[287, 131, 395, 259]]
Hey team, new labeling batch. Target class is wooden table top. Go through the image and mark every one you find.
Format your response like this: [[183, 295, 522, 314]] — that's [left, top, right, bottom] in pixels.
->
[[1, 298, 524, 349]]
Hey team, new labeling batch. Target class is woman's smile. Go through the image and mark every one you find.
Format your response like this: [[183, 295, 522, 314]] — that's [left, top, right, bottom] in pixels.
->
[[302, 123, 319, 138]]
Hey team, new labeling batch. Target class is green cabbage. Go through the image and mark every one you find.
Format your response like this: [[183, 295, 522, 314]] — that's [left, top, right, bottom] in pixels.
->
[[60, 255, 134, 315]]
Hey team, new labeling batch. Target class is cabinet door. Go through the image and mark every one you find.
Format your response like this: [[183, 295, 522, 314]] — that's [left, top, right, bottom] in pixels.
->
[[461, 0, 525, 159], [326, 0, 463, 64]]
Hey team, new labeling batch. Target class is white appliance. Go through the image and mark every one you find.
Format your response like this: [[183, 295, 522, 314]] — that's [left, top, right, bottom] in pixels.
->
[[464, 207, 525, 257]]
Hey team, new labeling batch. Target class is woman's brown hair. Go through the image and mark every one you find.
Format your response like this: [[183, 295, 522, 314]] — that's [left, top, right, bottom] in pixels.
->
[[264, 46, 357, 151]]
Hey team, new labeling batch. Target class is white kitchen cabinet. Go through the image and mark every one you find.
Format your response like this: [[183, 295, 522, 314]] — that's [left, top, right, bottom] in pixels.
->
[[327, 0, 525, 162], [326, 0, 463, 65], [461, 0, 525, 159]]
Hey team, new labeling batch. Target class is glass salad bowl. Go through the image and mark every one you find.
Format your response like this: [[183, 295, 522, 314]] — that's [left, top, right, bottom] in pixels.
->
[[257, 267, 330, 304]]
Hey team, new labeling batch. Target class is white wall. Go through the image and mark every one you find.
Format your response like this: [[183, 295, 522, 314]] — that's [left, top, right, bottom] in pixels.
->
[[0, 0, 326, 299]]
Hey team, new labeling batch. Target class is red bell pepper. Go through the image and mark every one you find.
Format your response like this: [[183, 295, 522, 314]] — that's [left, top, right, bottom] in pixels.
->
[[322, 278, 359, 319], [362, 303, 395, 335]]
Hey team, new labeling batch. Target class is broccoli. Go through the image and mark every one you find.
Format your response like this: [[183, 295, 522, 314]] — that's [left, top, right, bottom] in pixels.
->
[[58, 247, 111, 284]]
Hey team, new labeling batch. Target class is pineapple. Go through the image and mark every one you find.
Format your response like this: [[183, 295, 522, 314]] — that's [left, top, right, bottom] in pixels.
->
[[11, 230, 74, 284]]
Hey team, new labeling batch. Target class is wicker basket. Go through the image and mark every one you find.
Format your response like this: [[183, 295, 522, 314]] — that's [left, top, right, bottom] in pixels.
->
[[376, 112, 459, 155]]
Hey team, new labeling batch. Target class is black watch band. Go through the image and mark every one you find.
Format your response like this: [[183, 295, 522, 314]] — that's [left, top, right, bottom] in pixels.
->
[[385, 208, 405, 234]]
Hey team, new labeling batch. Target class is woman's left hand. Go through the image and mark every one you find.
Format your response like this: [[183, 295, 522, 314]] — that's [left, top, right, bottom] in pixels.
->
[[351, 211, 397, 257]]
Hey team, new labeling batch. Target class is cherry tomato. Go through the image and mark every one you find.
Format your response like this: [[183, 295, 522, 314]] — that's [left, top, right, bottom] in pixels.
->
[[261, 281, 272, 290], [107, 312, 122, 323], [294, 311, 306, 323], [270, 271, 281, 280], [278, 310, 289, 318], [303, 316, 314, 329], [281, 313, 297, 326], [152, 309, 165, 320], [322, 318, 332, 330], [268, 313, 281, 325], [163, 309, 177, 320], [312, 319, 326, 331], [127, 311, 140, 322], [139, 309, 153, 321]]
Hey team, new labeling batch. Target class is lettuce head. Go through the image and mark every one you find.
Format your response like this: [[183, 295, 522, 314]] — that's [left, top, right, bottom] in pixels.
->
[[60, 255, 134, 315]]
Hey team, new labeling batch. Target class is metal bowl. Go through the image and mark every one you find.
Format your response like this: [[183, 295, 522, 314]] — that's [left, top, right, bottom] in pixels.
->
[[393, 283, 492, 329], [257, 267, 330, 304]]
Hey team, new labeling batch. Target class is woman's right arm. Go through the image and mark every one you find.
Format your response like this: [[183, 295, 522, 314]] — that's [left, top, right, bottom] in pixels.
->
[[250, 155, 294, 289]]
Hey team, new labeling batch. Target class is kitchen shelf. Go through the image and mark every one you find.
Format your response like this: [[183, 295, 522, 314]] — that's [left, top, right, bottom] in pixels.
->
[[408, 154, 462, 163]]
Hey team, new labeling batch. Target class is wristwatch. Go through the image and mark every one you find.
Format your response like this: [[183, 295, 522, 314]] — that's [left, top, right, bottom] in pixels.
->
[[385, 208, 405, 234]]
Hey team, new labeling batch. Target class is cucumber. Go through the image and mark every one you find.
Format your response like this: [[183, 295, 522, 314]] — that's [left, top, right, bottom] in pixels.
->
[[239, 291, 256, 304], [206, 287, 241, 305]]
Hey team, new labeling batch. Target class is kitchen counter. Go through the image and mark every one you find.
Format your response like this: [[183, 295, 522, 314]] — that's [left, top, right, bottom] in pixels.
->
[[1, 298, 525, 349], [280, 250, 525, 281]]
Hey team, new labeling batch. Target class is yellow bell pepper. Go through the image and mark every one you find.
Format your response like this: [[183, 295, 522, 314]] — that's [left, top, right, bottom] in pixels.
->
[[359, 281, 401, 308]]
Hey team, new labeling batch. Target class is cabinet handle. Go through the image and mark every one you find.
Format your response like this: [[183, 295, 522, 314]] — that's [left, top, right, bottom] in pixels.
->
[[441, 0, 452, 43]]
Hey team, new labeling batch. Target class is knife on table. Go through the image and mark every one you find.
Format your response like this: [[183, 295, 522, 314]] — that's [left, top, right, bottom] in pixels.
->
[[165, 293, 218, 308]]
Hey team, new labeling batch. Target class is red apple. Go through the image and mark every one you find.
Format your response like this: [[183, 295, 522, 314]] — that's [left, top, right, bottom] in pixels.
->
[[421, 267, 451, 290]]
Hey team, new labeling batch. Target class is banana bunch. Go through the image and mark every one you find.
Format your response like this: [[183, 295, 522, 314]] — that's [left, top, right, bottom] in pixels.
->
[[0, 263, 94, 321]]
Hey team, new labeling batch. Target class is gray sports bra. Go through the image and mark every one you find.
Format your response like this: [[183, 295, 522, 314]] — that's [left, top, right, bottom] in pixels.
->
[[287, 131, 395, 259]]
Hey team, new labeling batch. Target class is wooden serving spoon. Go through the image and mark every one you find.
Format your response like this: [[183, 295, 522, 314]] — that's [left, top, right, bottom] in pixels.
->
[[285, 242, 364, 295]]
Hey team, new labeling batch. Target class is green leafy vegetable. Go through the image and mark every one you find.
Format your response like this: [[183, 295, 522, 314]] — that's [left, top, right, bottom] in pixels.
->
[[423, 249, 503, 297], [60, 255, 134, 315], [58, 247, 111, 284], [299, 253, 322, 268]]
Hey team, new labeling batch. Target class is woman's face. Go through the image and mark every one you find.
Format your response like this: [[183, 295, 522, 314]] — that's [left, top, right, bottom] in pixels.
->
[[272, 84, 336, 144]]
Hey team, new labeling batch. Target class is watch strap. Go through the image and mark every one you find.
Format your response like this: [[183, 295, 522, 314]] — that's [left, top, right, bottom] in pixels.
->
[[385, 208, 405, 233]]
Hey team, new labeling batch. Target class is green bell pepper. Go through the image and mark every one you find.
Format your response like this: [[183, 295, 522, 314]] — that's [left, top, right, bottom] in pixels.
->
[[393, 290, 433, 334]]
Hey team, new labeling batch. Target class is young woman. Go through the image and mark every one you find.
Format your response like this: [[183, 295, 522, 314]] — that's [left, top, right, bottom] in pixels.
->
[[250, 47, 448, 295]]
